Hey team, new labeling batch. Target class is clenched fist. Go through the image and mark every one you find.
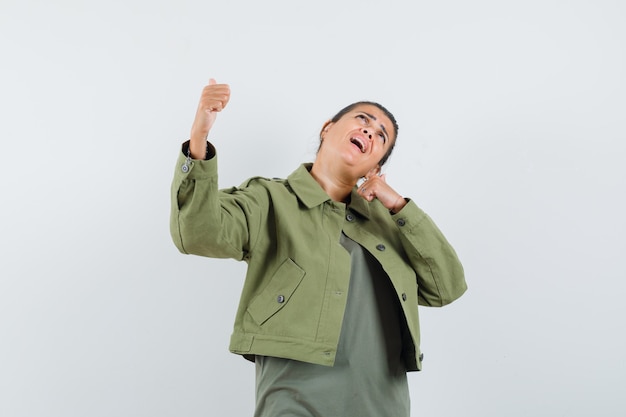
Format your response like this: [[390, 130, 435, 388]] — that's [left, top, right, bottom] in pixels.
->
[[357, 168, 407, 213], [189, 78, 231, 159]]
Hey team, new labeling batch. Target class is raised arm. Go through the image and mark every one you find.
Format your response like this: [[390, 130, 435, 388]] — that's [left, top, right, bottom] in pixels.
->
[[188, 78, 231, 159]]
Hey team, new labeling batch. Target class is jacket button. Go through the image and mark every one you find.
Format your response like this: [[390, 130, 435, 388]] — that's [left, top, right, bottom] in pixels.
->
[[397, 218, 406, 227], [346, 213, 355, 222], [181, 164, 189, 173], [419, 353, 424, 362], [376, 244, 385, 251], [277, 295, 285, 303], [402, 293, 407, 301]]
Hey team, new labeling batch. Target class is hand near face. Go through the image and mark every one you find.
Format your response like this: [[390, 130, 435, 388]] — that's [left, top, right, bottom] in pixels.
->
[[357, 169, 407, 213], [189, 78, 231, 159]]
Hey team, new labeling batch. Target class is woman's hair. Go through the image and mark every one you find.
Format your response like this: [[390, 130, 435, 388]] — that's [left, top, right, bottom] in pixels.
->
[[319, 101, 399, 166]]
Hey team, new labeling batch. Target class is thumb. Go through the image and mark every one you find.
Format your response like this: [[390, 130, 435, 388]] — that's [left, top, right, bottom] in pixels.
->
[[208, 78, 217, 85]]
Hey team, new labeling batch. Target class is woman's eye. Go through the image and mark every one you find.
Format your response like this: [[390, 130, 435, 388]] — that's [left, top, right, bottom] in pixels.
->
[[378, 133, 386, 143], [357, 114, 367, 122]]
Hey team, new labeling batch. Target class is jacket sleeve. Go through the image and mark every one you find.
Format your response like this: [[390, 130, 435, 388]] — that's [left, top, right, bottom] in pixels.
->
[[169, 141, 266, 261], [392, 199, 467, 307]]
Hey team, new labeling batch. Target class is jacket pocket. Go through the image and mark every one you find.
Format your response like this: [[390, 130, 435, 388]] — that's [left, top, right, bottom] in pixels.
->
[[247, 258, 305, 326]]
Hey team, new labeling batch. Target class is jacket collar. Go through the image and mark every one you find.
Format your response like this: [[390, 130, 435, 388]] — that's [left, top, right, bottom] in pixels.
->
[[287, 163, 371, 219]]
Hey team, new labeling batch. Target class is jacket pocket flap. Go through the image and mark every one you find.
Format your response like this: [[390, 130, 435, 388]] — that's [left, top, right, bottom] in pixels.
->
[[247, 258, 305, 326]]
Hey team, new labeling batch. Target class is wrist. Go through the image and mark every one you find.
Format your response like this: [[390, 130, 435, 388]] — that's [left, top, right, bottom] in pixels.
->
[[189, 137, 208, 160], [390, 196, 407, 214]]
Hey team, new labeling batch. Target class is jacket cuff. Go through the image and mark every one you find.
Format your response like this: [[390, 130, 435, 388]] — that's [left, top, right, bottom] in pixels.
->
[[390, 199, 427, 231], [174, 141, 218, 182]]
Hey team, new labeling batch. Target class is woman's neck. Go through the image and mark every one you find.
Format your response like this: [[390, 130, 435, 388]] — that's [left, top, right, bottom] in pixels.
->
[[309, 162, 356, 203]]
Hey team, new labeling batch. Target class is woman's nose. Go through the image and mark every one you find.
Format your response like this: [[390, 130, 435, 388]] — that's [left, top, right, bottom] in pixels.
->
[[362, 128, 373, 139]]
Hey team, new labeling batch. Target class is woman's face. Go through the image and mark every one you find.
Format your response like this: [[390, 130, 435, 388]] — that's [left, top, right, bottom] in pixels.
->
[[320, 104, 396, 178]]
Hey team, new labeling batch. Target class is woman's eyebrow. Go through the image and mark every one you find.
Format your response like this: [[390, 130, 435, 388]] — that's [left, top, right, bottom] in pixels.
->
[[362, 111, 389, 139]]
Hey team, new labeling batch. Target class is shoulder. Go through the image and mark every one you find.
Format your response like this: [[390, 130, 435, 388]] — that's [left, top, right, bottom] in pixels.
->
[[239, 176, 287, 189], [229, 176, 293, 201]]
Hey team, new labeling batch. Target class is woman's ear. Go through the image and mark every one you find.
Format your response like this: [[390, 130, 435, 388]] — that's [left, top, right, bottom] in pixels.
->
[[320, 120, 333, 139]]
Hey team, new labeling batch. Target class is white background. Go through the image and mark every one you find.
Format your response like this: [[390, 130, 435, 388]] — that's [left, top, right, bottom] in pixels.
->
[[1, 0, 625, 416]]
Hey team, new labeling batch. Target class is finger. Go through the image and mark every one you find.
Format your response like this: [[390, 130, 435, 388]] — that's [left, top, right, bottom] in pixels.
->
[[361, 191, 375, 202], [204, 96, 230, 112], [358, 183, 374, 200], [207, 95, 228, 112], [209, 78, 217, 85], [202, 82, 229, 99], [203, 83, 230, 112], [364, 166, 381, 181], [218, 90, 231, 109], [203, 85, 230, 96]]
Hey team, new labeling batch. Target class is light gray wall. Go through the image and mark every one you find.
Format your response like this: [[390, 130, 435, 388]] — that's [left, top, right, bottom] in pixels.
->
[[1, 0, 625, 416]]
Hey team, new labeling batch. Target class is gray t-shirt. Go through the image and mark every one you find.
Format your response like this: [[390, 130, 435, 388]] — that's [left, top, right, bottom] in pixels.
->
[[254, 233, 410, 417]]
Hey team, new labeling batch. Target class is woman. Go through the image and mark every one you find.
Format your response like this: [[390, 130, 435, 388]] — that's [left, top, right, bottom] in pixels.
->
[[170, 79, 467, 416]]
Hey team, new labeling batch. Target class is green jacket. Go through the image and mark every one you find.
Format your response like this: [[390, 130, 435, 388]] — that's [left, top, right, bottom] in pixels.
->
[[170, 142, 467, 371]]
